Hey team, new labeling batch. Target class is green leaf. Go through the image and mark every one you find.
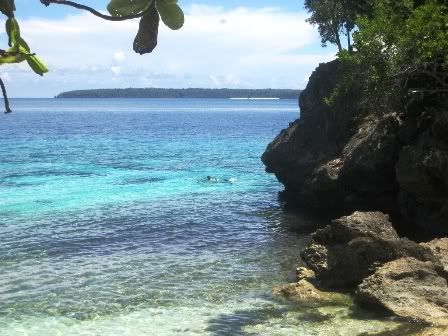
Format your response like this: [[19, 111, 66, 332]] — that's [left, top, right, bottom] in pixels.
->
[[133, 3, 159, 54], [0, 51, 25, 65], [18, 37, 30, 52], [3, 16, 48, 76], [5, 17, 20, 47], [26, 54, 48, 76], [156, 0, 184, 30], [107, 0, 149, 17]]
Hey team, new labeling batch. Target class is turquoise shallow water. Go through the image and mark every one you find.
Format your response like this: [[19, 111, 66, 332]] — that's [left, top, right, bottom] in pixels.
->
[[0, 99, 404, 335]]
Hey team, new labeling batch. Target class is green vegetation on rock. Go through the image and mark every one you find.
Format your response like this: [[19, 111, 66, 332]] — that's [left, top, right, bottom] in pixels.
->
[[307, 0, 447, 107], [304, 0, 373, 52]]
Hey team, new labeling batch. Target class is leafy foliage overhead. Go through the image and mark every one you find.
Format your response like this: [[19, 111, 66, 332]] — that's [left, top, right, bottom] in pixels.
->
[[304, 0, 372, 51], [107, 0, 150, 16], [308, 0, 448, 107], [0, 0, 185, 113], [1, 9, 48, 77], [348, 0, 448, 92], [133, 3, 160, 54], [155, 0, 184, 30]]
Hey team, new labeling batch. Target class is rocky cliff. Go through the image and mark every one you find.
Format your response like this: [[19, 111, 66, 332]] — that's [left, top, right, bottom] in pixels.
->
[[262, 60, 448, 235], [265, 60, 448, 331]]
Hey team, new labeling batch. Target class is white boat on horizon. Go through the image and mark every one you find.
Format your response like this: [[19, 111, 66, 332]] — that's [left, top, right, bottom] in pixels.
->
[[229, 97, 280, 100]]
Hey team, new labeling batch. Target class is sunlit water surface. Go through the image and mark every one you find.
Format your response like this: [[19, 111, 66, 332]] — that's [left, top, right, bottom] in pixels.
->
[[0, 99, 405, 335]]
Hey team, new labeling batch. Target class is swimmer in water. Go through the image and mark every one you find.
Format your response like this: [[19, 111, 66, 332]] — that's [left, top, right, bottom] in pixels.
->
[[225, 178, 237, 184], [207, 176, 219, 182]]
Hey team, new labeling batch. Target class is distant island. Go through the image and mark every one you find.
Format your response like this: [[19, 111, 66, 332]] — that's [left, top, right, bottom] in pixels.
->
[[56, 88, 301, 99]]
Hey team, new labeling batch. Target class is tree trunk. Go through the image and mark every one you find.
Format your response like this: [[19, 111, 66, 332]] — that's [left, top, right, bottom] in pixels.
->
[[335, 29, 343, 52], [347, 27, 352, 52]]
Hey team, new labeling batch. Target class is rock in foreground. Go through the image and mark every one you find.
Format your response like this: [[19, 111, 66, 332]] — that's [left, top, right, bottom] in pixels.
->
[[300, 212, 438, 288], [299, 212, 448, 327], [357, 257, 448, 327], [420, 238, 448, 273]]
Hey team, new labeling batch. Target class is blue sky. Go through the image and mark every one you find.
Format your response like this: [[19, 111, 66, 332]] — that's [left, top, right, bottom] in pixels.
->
[[3, 0, 335, 97], [17, 1, 305, 18]]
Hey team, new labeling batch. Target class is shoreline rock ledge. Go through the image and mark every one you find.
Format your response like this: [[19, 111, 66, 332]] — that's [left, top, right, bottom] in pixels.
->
[[274, 211, 448, 329], [300, 212, 443, 289], [357, 256, 448, 327]]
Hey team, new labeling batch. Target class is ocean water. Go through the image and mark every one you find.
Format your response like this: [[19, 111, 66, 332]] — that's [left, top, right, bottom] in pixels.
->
[[0, 99, 405, 335]]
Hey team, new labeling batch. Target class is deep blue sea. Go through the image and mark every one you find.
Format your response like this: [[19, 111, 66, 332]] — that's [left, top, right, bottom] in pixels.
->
[[0, 99, 401, 335]]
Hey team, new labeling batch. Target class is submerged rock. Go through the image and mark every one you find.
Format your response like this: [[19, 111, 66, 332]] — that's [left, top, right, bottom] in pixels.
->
[[272, 280, 350, 306], [300, 212, 438, 289], [296, 267, 315, 281], [411, 327, 448, 336], [356, 257, 448, 327]]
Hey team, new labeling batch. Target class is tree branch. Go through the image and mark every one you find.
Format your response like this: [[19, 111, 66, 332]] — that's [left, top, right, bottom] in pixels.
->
[[40, 0, 153, 21], [0, 77, 12, 114]]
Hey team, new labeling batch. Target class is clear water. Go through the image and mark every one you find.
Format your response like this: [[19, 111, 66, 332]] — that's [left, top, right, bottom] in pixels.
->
[[0, 99, 404, 335]]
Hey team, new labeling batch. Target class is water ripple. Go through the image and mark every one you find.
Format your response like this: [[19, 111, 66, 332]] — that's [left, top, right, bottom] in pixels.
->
[[0, 99, 405, 335]]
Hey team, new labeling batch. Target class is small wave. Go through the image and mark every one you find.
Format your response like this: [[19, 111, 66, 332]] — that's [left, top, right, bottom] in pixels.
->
[[117, 177, 165, 185]]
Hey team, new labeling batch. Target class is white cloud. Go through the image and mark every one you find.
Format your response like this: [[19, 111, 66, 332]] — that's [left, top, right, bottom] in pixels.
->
[[113, 51, 126, 63], [0, 72, 11, 82], [110, 66, 121, 75], [1, 5, 336, 97]]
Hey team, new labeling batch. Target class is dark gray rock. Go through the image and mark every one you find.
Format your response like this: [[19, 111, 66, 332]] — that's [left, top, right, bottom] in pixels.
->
[[262, 61, 448, 234], [340, 114, 400, 194], [396, 140, 448, 235], [262, 60, 364, 213], [262, 61, 402, 218], [312, 211, 399, 243], [356, 257, 448, 326], [301, 212, 440, 289]]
